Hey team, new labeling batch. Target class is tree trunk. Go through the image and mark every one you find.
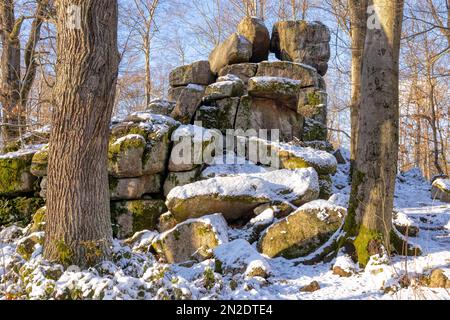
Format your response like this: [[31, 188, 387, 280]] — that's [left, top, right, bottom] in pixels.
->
[[44, 0, 119, 267], [0, 0, 23, 143], [349, 0, 368, 176], [345, 0, 405, 266], [144, 36, 152, 107]]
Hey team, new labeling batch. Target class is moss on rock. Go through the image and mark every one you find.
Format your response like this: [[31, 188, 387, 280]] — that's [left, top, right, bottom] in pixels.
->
[[111, 199, 167, 239], [0, 196, 45, 227], [0, 150, 37, 196]]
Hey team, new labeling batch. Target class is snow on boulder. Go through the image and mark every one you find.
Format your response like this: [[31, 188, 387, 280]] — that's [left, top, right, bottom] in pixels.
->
[[332, 254, 358, 277], [145, 99, 175, 116], [108, 134, 146, 178], [203, 77, 244, 102], [166, 168, 320, 223], [393, 211, 419, 237], [257, 199, 346, 259], [250, 137, 337, 175], [200, 153, 267, 179], [431, 178, 450, 203], [111, 113, 178, 176], [151, 213, 228, 264], [214, 239, 271, 278]]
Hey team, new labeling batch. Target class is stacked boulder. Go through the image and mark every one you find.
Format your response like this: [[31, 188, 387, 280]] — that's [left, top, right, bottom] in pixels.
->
[[167, 18, 330, 143], [11, 113, 180, 239], [2, 18, 348, 266]]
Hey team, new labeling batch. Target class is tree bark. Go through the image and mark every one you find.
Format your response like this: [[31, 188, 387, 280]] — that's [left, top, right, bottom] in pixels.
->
[[349, 0, 368, 176], [345, 0, 405, 266], [44, 0, 119, 267]]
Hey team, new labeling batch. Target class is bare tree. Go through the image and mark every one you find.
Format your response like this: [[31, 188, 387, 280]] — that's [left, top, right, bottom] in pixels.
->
[[129, 0, 160, 107], [345, 0, 407, 266], [0, 0, 49, 145]]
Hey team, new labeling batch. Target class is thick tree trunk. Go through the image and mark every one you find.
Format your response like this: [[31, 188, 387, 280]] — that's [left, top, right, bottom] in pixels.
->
[[349, 0, 368, 176], [0, 0, 23, 143], [44, 0, 119, 267], [345, 0, 405, 266]]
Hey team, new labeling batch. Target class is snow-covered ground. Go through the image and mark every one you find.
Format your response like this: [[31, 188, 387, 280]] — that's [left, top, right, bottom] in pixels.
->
[[0, 152, 448, 300]]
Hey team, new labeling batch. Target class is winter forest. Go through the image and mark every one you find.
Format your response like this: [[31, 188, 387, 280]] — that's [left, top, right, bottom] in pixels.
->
[[0, 0, 449, 301]]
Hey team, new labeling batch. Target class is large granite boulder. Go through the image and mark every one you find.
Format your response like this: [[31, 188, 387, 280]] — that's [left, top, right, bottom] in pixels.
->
[[169, 60, 215, 87], [170, 84, 206, 124], [166, 168, 319, 223], [168, 86, 186, 102], [431, 178, 450, 203], [270, 21, 331, 76], [168, 125, 215, 172], [111, 199, 167, 239], [256, 61, 320, 88], [234, 95, 304, 141], [163, 167, 202, 196], [0, 149, 37, 196], [297, 88, 328, 124], [152, 213, 228, 263], [247, 76, 301, 108], [249, 137, 337, 175], [209, 33, 252, 74], [237, 17, 270, 63], [195, 97, 240, 133], [303, 118, 328, 141], [108, 134, 146, 178], [110, 113, 177, 176], [218, 63, 258, 84], [200, 153, 267, 179], [202, 74, 244, 102], [258, 200, 346, 258], [109, 174, 162, 200], [146, 99, 175, 116]]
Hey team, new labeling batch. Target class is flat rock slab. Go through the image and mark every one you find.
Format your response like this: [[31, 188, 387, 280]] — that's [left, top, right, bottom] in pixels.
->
[[218, 63, 258, 84], [248, 76, 301, 108], [249, 137, 337, 175], [169, 60, 215, 87], [256, 61, 320, 88], [166, 168, 319, 223], [235, 95, 304, 142]]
